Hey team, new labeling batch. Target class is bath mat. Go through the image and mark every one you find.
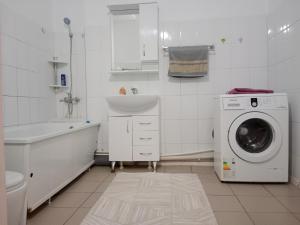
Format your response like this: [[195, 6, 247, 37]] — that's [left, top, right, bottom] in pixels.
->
[[81, 173, 218, 225]]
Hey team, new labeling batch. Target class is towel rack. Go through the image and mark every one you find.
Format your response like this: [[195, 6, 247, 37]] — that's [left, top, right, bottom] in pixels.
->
[[162, 45, 215, 56]]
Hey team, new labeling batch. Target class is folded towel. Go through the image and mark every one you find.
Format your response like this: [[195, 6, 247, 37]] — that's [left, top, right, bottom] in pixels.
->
[[168, 46, 209, 78], [227, 88, 274, 94]]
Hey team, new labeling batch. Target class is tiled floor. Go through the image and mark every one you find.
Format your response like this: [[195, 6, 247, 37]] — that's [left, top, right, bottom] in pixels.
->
[[27, 165, 300, 225]]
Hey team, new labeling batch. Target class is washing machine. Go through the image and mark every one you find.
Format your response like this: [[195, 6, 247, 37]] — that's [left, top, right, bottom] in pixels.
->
[[213, 93, 289, 182]]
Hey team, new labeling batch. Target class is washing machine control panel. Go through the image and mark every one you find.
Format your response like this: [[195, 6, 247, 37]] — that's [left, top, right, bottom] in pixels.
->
[[223, 95, 288, 110]]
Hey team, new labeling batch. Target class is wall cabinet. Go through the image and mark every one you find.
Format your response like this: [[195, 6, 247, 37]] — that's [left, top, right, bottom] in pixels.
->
[[139, 3, 159, 62], [109, 116, 160, 171], [109, 2, 159, 73]]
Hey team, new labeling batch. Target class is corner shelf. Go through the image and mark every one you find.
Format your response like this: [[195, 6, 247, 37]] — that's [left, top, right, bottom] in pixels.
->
[[110, 69, 159, 75]]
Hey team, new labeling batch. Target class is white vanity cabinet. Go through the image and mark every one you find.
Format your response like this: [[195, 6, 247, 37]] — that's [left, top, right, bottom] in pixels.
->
[[109, 115, 160, 171], [139, 3, 159, 62]]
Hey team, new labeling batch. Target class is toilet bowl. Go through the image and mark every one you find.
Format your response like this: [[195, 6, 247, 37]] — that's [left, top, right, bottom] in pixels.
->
[[5, 171, 27, 225]]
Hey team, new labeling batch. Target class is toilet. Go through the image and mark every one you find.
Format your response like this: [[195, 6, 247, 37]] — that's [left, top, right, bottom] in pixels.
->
[[5, 171, 27, 225]]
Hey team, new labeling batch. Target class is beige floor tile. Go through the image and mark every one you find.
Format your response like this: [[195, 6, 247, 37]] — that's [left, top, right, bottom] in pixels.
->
[[203, 182, 233, 196], [115, 166, 153, 173], [229, 184, 271, 196], [208, 195, 244, 212], [82, 193, 103, 208], [27, 207, 76, 225], [293, 213, 300, 221], [79, 170, 110, 183], [64, 208, 91, 225], [95, 180, 112, 193], [198, 173, 220, 183], [50, 192, 91, 208], [277, 197, 300, 213], [191, 166, 215, 174], [164, 165, 192, 173], [238, 196, 287, 213], [66, 180, 99, 193], [264, 184, 300, 197], [249, 213, 300, 225], [214, 212, 254, 225]]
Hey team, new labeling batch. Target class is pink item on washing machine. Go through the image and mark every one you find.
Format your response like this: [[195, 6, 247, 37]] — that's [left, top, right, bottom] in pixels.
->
[[227, 88, 274, 94]]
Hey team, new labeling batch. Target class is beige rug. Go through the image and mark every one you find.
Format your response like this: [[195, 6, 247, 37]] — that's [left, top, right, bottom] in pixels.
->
[[81, 173, 218, 225]]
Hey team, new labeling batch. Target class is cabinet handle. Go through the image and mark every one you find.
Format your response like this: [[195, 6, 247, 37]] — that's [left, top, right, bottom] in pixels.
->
[[143, 44, 146, 57], [139, 122, 152, 125], [127, 120, 129, 133], [140, 153, 152, 156], [139, 137, 152, 141]]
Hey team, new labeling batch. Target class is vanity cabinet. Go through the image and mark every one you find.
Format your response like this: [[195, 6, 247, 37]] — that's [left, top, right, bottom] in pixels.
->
[[109, 115, 160, 171]]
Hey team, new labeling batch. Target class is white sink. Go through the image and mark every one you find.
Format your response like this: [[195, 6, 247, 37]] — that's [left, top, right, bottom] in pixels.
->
[[106, 95, 159, 112]]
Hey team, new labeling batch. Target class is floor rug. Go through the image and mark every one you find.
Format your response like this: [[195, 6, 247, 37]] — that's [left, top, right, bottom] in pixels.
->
[[81, 173, 218, 225]]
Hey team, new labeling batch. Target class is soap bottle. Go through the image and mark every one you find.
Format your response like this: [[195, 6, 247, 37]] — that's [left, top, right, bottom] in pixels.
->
[[119, 87, 126, 95]]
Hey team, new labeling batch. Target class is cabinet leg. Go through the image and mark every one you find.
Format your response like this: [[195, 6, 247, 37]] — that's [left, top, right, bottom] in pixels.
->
[[111, 161, 116, 173], [120, 161, 124, 170], [153, 162, 157, 172], [148, 161, 152, 170]]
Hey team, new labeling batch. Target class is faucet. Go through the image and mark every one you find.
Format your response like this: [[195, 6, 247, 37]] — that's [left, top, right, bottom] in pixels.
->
[[131, 87, 138, 95], [60, 92, 80, 118]]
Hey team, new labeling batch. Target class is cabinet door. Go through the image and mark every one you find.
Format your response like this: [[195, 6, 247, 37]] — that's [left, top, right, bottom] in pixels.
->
[[139, 3, 158, 62], [109, 117, 133, 161]]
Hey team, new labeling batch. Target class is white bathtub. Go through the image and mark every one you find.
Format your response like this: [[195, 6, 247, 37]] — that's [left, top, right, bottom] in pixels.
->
[[4, 122, 100, 212]]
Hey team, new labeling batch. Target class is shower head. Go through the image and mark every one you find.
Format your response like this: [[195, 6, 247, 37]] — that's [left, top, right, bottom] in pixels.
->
[[63, 17, 73, 38]]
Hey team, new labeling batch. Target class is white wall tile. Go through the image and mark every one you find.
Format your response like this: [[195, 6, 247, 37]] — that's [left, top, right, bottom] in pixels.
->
[[0, 34, 17, 67], [164, 120, 181, 144], [198, 119, 214, 144], [18, 97, 30, 125], [198, 95, 215, 119], [180, 95, 198, 119], [17, 69, 30, 97], [3, 96, 18, 126], [181, 120, 198, 144], [162, 96, 181, 119], [1, 65, 17, 96]]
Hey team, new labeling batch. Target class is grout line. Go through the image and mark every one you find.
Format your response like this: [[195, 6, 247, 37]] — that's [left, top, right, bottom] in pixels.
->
[[228, 185, 256, 225]]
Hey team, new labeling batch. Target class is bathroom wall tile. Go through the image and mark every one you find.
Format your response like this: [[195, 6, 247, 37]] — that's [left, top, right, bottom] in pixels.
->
[[250, 68, 268, 89], [230, 68, 251, 88], [181, 120, 198, 144], [1, 65, 18, 96], [180, 95, 198, 119], [29, 98, 40, 123], [164, 120, 181, 144], [162, 143, 182, 155], [0, 34, 17, 67], [180, 78, 200, 95], [3, 96, 18, 126], [198, 95, 215, 119], [198, 119, 214, 144], [162, 95, 181, 119], [16, 40, 30, 70], [18, 97, 31, 125], [17, 69, 31, 97], [0, 4, 16, 37]]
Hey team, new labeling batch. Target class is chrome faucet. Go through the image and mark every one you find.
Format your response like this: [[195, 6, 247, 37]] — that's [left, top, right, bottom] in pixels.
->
[[60, 92, 80, 118], [131, 87, 138, 95]]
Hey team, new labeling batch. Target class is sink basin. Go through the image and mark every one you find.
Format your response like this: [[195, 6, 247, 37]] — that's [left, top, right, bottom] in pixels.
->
[[106, 95, 159, 112]]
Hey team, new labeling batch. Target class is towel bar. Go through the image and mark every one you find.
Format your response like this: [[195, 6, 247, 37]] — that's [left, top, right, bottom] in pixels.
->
[[162, 45, 215, 53]]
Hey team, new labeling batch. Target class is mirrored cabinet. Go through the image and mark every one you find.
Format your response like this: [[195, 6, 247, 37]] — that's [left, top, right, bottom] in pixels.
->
[[108, 2, 159, 74]]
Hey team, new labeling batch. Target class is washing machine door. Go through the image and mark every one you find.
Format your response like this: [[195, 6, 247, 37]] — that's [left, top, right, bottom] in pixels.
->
[[228, 112, 282, 163]]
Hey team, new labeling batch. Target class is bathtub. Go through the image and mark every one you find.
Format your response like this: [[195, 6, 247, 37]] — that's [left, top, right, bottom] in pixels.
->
[[4, 122, 100, 212]]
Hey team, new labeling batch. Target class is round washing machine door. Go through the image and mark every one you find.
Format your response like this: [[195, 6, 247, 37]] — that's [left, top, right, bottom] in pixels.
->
[[228, 112, 282, 163]]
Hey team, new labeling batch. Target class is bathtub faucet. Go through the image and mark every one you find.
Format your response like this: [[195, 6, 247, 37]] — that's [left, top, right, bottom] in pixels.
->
[[60, 93, 80, 118]]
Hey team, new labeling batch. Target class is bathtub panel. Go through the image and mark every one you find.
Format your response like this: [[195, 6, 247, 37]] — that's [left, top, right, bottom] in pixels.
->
[[4, 122, 100, 212]]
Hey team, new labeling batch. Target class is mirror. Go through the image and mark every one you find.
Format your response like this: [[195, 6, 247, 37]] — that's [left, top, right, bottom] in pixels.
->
[[111, 13, 141, 71]]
